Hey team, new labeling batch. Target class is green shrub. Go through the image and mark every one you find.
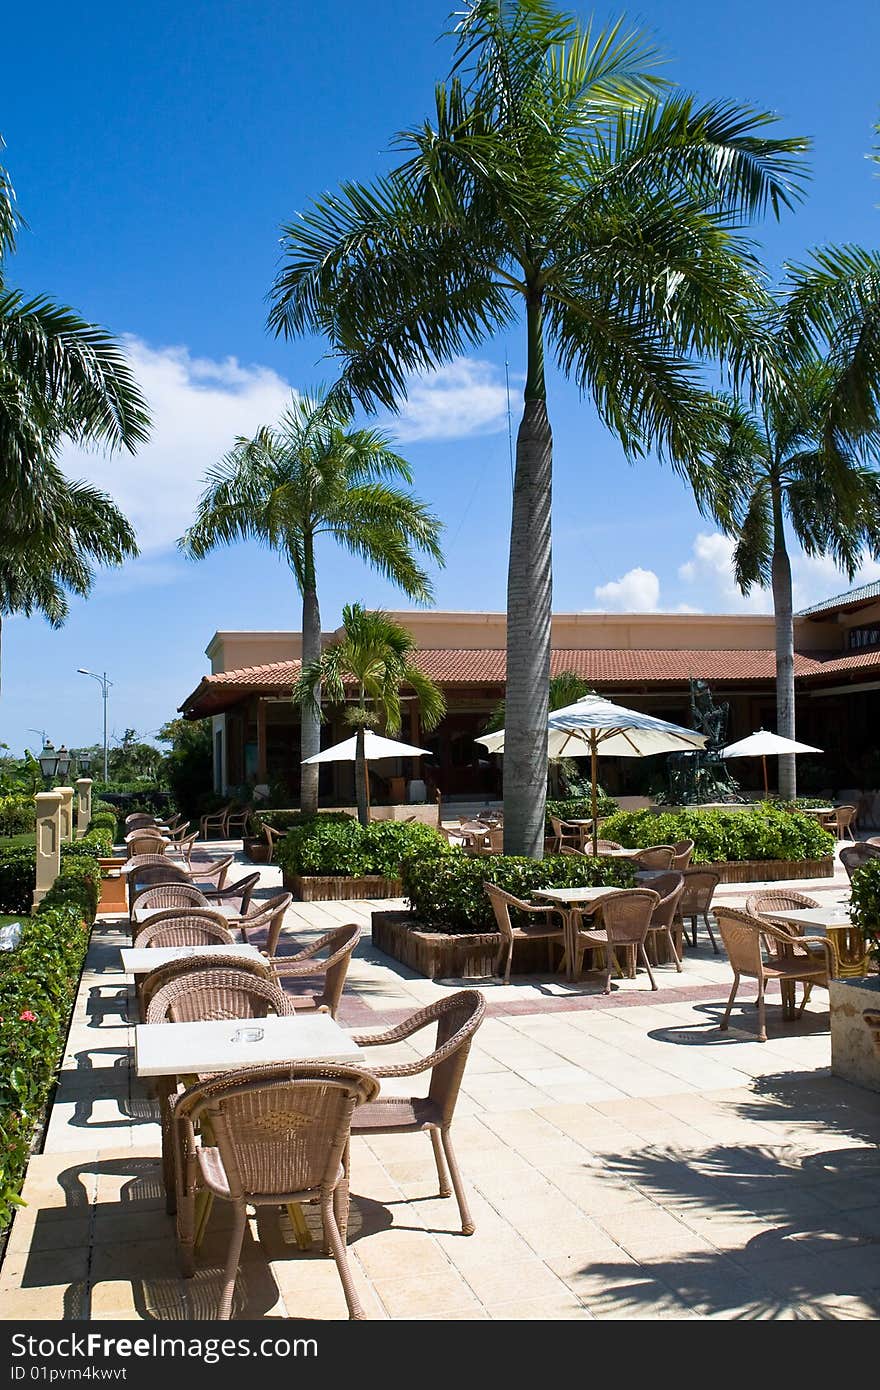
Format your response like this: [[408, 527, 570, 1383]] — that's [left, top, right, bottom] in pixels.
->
[[847, 860, 880, 969], [0, 797, 36, 838], [0, 836, 107, 915], [277, 817, 442, 878], [253, 809, 353, 835], [401, 845, 636, 934], [545, 795, 618, 828], [598, 804, 834, 864]]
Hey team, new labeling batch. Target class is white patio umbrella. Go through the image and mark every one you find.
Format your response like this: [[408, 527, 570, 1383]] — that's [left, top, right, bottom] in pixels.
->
[[302, 730, 432, 817], [719, 729, 823, 797], [476, 694, 706, 854]]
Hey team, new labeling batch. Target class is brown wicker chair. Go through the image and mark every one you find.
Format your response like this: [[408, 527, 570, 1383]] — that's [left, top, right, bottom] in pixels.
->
[[199, 803, 233, 840], [350, 989, 485, 1234], [549, 815, 581, 853], [168, 831, 199, 866], [201, 873, 260, 917], [126, 833, 171, 858], [644, 872, 685, 972], [714, 906, 834, 1042], [133, 911, 236, 949], [483, 883, 567, 983], [678, 868, 721, 954], [261, 823, 287, 863], [172, 1063, 379, 1318], [187, 855, 234, 892], [744, 889, 830, 1008], [671, 839, 695, 870], [630, 846, 676, 870], [130, 881, 211, 922], [569, 888, 661, 990], [237, 892, 293, 951], [224, 806, 252, 838], [140, 951, 274, 1023], [840, 841, 880, 880], [822, 805, 857, 840], [264, 924, 361, 1017], [125, 813, 159, 831], [122, 856, 195, 914], [595, 839, 624, 853]]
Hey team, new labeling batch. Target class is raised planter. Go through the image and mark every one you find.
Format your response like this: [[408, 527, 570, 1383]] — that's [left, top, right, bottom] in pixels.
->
[[372, 910, 514, 979], [243, 837, 271, 864], [830, 976, 880, 1093], [694, 855, 834, 884], [286, 872, 403, 902], [96, 857, 127, 914]]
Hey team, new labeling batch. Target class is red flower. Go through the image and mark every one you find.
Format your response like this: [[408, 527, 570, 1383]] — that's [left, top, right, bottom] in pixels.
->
[[18, 1010, 37, 1022]]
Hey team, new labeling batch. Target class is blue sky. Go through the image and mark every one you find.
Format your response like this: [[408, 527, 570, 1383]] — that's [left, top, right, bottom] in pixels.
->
[[2, 0, 880, 756]]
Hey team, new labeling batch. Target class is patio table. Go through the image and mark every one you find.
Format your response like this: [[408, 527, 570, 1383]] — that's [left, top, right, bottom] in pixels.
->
[[760, 901, 868, 978], [133, 1011, 364, 1078], [120, 943, 263, 975], [533, 885, 631, 980]]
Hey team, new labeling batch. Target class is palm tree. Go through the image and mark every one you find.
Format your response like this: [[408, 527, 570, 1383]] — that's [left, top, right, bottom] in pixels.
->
[[268, 0, 808, 856], [292, 603, 445, 826], [0, 463, 137, 688], [484, 668, 592, 796], [179, 392, 443, 814]]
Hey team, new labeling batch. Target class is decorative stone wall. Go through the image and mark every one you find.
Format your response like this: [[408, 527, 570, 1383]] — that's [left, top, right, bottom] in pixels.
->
[[830, 977, 880, 1093]]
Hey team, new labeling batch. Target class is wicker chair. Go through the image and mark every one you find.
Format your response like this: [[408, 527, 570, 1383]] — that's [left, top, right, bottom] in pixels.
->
[[595, 839, 624, 853], [569, 888, 661, 990], [264, 924, 361, 1017], [133, 910, 236, 950], [483, 884, 567, 983], [714, 906, 834, 1042], [140, 951, 274, 1023], [457, 821, 491, 854], [237, 892, 293, 951], [126, 833, 171, 858], [671, 839, 695, 870], [188, 855, 234, 892], [261, 824, 287, 863], [822, 805, 857, 840], [224, 806, 252, 838], [201, 873, 260, 917], [199, 803, 232, 840], [172, 1063, 379, 1319], [644, 872, 685, 972], [840, 842, 880, 880], [549, 815, 581, 853], [130, 882, 211, 922], [125, 813, 159, 831], [745, 889, 829, 1008], [349, 990, 485, 1234], [630, 846, 676, 870], [121, 856, 195, 915], [677, 868, 721, 954], [168, 831, 199, 866]]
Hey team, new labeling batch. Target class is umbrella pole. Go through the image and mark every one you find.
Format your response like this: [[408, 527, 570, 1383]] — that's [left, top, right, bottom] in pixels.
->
[[591, 736, 599, 857], [762, 754, 768, 799], [365, 758, 371, 821]]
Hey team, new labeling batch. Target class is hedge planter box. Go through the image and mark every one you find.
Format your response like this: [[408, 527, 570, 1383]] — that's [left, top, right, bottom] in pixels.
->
[[96, 857, 127, 914], [243, 838, 271, 864], [830, 976, 880, 1094], [372, 910, 551, 979], [698, 855, 834, 884], [286, 872, 403, 902]]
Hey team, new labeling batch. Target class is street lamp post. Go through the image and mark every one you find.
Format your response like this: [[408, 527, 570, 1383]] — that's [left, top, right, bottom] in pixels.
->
[[77, 669, 113, 782]]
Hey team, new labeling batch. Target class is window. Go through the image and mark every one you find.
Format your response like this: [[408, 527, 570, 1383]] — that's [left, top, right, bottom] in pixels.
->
[[848, 623, 880, 650]]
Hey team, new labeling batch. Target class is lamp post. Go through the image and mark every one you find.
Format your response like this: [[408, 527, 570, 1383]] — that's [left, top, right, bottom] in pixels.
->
[[77, 669, 112, 782], [37, 739, 58, 789]]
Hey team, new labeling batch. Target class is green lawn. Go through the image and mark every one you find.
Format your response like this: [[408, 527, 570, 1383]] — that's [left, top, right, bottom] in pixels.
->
[[0, 914, 23, 926], [0, 833, 35, 850]]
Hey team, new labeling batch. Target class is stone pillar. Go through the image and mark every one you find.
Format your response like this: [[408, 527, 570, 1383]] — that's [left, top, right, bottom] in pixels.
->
[[75, 778, 93, 839], [33, 791, 62, 910], [56, 786, 75, 842]]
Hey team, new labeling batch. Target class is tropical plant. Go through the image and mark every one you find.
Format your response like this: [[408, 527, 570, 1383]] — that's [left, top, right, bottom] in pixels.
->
[[293, 603, 446, 826], [276, 816, 442, 878], [179, 391, 443, 815], [268, 0, 808, 855], [0, 144, 147, 679]]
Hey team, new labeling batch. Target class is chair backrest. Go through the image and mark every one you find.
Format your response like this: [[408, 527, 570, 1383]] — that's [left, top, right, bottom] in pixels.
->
[[595, 839, 623, 852], [372, 989, 482, 1123], [127, 834, 170, 858], [646, 873, 685, 927], [679, 868, 720, 917], [672, 839, 695, 870], [745, 889, 819, 918], [834, 805, 856, 834], [239, 892, 293, 954], [140, 951, 272, 1020], [484, 883, 520, 943], [125, 813, 158, 830], [187, 854, 234, 889], [146, 966, 296, 1024], [212, 872, 261, 914], [487, 826, 504, 853], [631, 846, 675, 870], [134, 912, 235, 949], [175, 1064, 379, 1200], [714, 906, 766, 975], [840, 842, 880, 880], [596, 889, 660, 946], [131, 882, 210, 914], [284, 924, 361, 1016]]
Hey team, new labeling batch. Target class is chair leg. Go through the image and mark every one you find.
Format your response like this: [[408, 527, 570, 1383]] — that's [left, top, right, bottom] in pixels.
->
[[665, 926, 682, 972], [703, 912, 719, 954], [430, 1126, 452, 1199], [439, 1126, 475, 1235], [321, 1191, 366, 1319], [216, 1203, 247, 1320], [689, 914, 698, 949], [638, 943, 657, 991], [799, 981, 813, 1016], [720, 973, 739, 1030], [503, 942, 513, 986], [756, 978, 767, 1043]]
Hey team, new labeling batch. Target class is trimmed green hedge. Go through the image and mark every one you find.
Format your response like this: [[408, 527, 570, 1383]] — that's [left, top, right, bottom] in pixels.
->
[[253, 809, 353, 835], [277, 817, 442, 878], [0, 857, 98, 1229], [847, 860, 880, 969], [0, 829, 109, 915], [401, 845, 636, 934], [598, 804, 834, 864], [545, 795, 618, 828], [0, 797, 36, 838]]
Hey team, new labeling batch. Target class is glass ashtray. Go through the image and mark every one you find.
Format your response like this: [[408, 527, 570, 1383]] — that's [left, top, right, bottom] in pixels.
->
[[232, 1026, 264, 1044]]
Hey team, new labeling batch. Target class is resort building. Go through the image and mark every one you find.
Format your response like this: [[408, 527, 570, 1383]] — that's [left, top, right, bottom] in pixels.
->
[[179, 582, 880, 803]]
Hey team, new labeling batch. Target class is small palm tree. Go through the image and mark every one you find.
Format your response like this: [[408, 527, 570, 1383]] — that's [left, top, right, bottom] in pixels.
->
[[179, 392, 443, 814], [484, 669, 592, 796], [269, 0, 807, 856], [293, 603, 446, 826]]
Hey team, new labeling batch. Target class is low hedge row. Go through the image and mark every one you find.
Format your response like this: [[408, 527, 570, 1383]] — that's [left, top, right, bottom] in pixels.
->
[[0, 828, 111, 915], [253, 809, 353, 836], [0, 853, 99, 1229], [276, 817, 442, 878], [598, 804, 834, 864], [401, 845, 636, 934], [0, 796, 36, 838], [545, 795, 618, 827]]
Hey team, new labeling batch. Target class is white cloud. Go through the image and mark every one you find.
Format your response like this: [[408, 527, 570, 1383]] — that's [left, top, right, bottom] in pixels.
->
[[594, 566, 660, 611], [791, 551, 880, 612], [388, 358, 511, 442], [677, 532, 771, 613], [59, 337, 293, 556]]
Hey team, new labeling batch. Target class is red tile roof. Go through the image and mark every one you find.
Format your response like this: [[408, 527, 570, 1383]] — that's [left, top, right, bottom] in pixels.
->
[[180, 646, 835, 716]]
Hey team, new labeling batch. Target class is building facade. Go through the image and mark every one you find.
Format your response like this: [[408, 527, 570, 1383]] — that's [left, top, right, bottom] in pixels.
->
[[178, 583, 880, 803]]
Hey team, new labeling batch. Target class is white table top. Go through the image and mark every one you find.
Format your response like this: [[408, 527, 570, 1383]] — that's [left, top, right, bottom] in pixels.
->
[[120, 943, 262, 975], [132, 902, 241, 925], [534, 885, 630, 906], [764, 903, 853, 933], [134, 1011, 364, 1078]]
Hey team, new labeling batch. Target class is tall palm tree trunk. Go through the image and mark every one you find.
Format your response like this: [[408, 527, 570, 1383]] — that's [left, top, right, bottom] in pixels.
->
[[771, 479, 797, 800], [299, 542, 322, 815], [504, 294, 552, 858], [354, 723, 369, 828]]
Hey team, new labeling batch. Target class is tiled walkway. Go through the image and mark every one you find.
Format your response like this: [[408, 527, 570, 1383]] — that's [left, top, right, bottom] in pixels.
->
[[1, 846, 879, 1320]]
